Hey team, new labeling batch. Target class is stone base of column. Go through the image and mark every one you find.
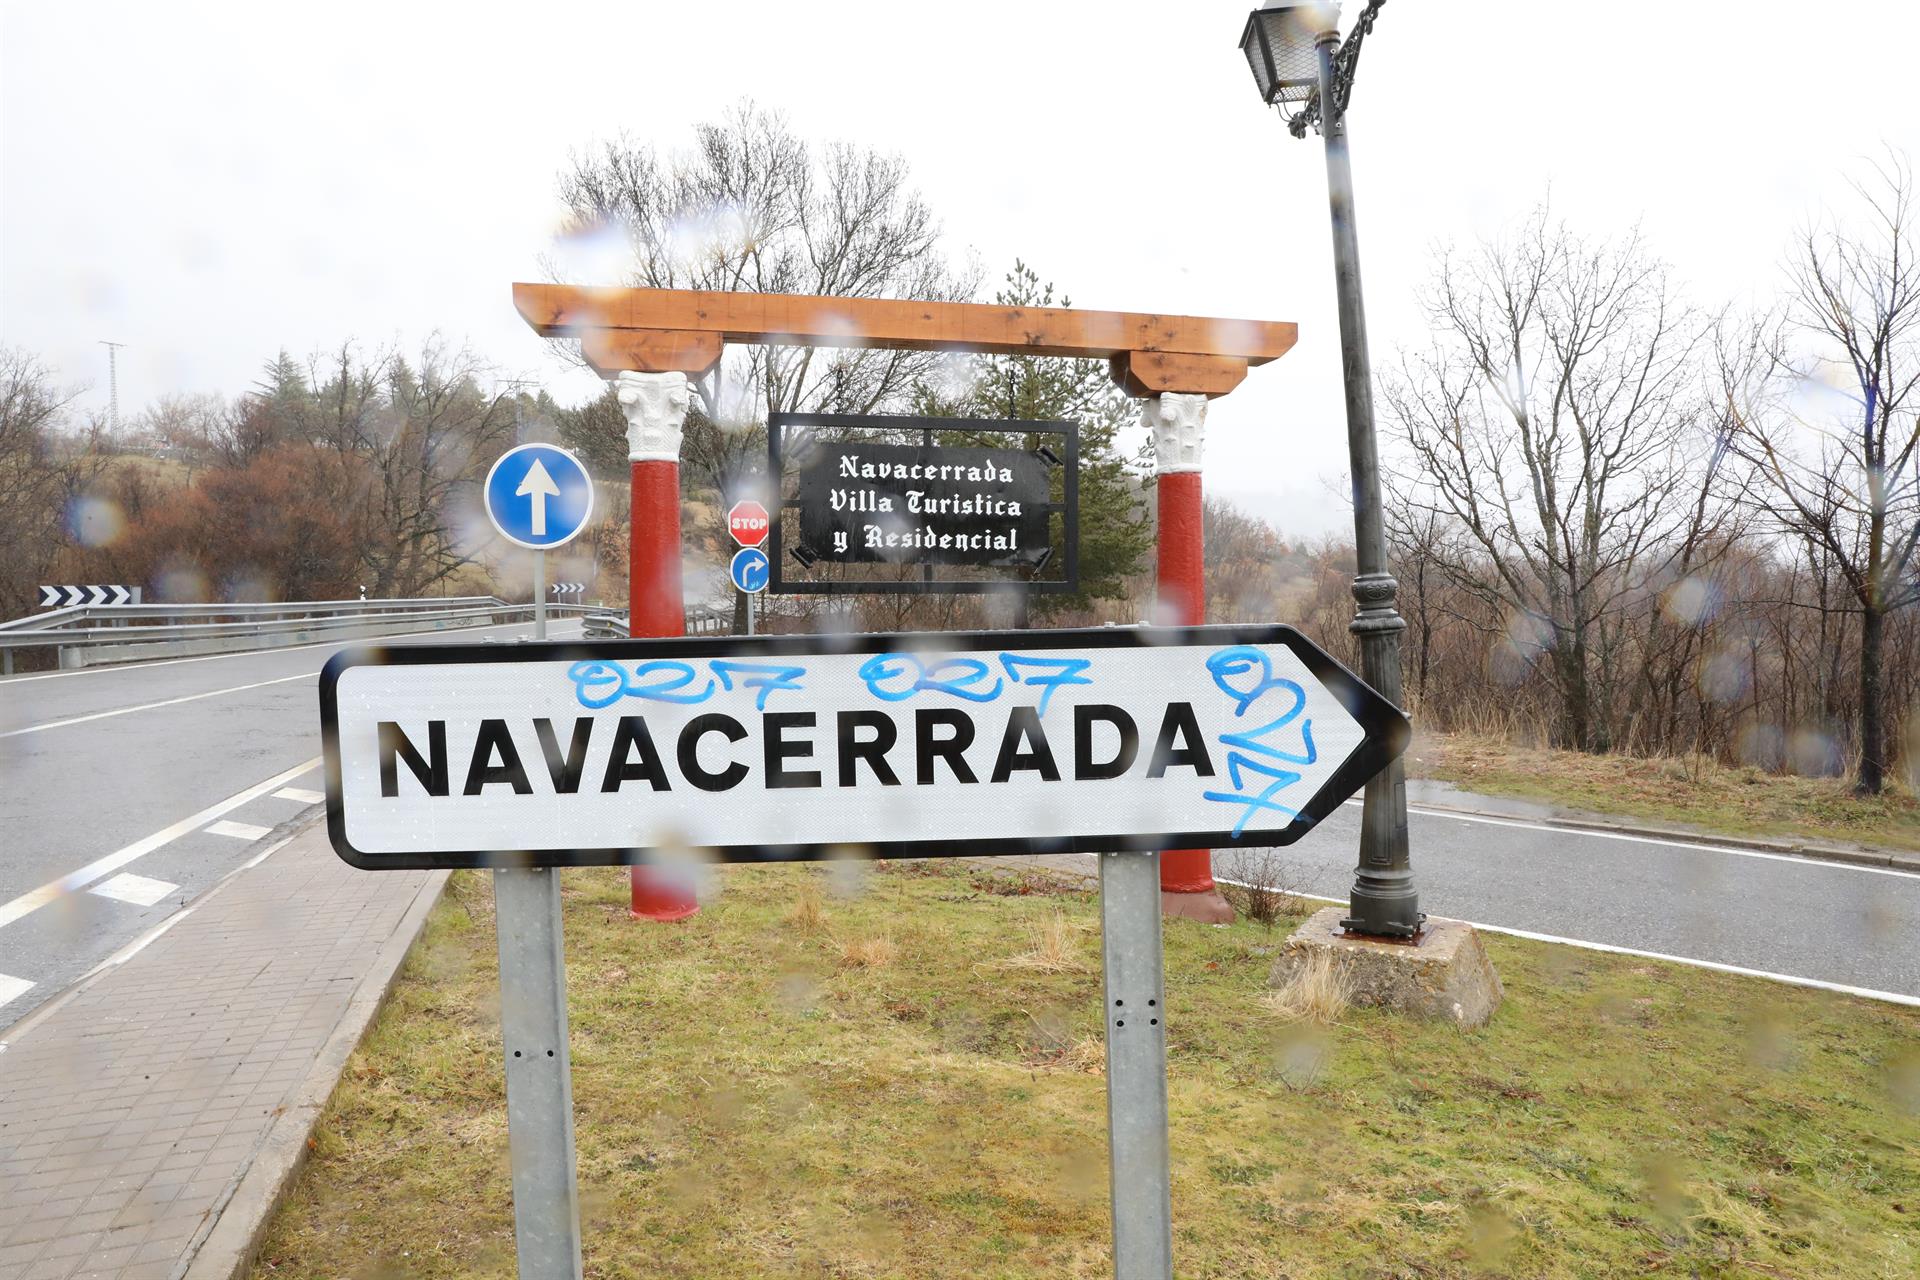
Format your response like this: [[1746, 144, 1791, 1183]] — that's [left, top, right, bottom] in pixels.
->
[[1160, 889, 1236, 924], [1159, 847, 1235, 923]]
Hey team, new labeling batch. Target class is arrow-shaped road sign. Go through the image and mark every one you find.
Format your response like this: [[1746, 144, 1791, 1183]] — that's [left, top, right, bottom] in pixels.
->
[[516, 458, 560, 537], [318, 623, 1409, 869]]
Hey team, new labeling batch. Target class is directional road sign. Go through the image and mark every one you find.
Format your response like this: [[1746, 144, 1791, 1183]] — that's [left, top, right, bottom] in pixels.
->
[[727, 499, 770, 548], [729, 547, 771, 595], [318, 624, 1409, 870], [485, 444, 595, 550], [38, 585, 137, 608]]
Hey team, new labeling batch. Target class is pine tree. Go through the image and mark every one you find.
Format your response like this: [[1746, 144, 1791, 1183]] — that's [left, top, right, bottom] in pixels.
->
[[912, 261, 1154, 619]]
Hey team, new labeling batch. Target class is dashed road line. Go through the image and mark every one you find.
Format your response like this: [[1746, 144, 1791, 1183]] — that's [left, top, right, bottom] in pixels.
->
[[88, 872, 180, 906], [205, 819, 272, 840], [0, 757, 320, 931]]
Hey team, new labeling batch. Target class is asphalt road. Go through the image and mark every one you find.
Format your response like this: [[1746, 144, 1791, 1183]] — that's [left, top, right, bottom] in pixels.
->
[[1222, 801, 1920, 1000], [4, 627, 1917, 1034], [0, 620, 582, 1030]]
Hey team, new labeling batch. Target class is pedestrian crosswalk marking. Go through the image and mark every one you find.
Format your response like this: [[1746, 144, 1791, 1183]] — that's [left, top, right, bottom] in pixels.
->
[[0, 973, 32, 1009], [274, 788, 325, 804]]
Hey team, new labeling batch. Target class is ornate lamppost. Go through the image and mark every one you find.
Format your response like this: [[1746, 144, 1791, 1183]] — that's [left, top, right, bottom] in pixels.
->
[[1238, 0, 1421, 937]]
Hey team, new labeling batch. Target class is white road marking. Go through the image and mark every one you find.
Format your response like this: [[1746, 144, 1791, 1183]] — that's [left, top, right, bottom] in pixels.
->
[[0, 671, 315, 739], [0, 974, 32, 1009], [0, 758, 320, 931], [205, 819, 271, 841], [0, 832, 299, 1047], [88, 873, 179, 907], [1339, 796, 1920, 881], [273, 787, 325, 804], [0, 617, 584, 684], [1204, 874, 1920, 1009]]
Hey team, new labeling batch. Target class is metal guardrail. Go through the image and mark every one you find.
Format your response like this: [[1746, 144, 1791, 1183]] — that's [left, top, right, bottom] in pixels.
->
[[583, 606, 734, 640], [0, 596, 602, 673]]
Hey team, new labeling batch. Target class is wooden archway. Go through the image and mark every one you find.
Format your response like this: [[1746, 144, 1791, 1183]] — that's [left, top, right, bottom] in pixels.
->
[[511, 283, 1295, 398]]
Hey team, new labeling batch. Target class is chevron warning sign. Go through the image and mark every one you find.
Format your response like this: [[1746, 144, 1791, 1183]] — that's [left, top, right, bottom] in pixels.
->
[[37, 585, 138, 608], [550, 582, 587, 597]]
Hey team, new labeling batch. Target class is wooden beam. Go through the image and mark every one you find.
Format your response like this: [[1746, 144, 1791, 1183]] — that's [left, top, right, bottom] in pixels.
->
[[1108, 351, 1249, 398], [514, 283, 1296, 366], [580, 330, 722, 379]]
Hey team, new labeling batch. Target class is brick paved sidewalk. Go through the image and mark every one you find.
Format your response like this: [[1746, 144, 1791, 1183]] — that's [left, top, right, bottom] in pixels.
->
[[0, 820, 440, 1280]]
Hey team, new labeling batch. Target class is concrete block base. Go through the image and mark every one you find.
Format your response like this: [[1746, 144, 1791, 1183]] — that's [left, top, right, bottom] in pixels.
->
[[1269, 907, 1503, 1028]]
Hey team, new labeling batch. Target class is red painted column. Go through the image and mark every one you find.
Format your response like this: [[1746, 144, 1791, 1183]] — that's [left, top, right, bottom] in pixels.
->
[[618, 372, 700, 922], [1149, 393, 1235, 923]]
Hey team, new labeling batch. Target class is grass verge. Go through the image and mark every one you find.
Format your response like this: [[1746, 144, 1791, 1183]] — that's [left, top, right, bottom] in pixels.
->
[[251, 861, 1919, 1279], [1410, 730, 1920, 852]]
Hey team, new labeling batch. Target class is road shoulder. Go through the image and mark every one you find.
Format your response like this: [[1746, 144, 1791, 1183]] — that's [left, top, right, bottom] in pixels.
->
[[0, 816, 444, 1280]]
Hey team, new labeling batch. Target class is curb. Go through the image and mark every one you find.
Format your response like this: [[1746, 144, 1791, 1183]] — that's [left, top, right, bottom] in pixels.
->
[[1403, 796, 1920, 872], [181, 864, 452, 1280]]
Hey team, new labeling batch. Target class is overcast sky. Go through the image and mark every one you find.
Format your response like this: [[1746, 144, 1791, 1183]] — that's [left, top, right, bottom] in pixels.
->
[[4, 1, 1917, 537]]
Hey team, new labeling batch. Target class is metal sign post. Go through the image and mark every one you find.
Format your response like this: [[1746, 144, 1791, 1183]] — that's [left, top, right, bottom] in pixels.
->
[[1100, 849, 1174, 1278], [319, 625, 1409, 1276], [494, 866, 583, 1278], [478, 442, 599, 1278]]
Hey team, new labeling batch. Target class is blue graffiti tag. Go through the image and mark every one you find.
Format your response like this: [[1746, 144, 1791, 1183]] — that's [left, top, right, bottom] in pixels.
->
[[565, 659, 720, 710], [710, 660, 808, 712], [857, 653, 1005, 703], [998, 653, 1093, 716], [1201, 646, 1317, 836]]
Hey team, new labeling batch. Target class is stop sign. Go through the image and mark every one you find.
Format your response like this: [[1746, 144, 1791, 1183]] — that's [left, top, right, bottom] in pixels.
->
[[727, 499, 770, 548]]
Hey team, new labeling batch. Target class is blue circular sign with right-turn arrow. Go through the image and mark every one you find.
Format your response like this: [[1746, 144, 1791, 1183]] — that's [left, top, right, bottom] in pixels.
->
[[729, 547, 771, 594], [484, 444, 595, 550]]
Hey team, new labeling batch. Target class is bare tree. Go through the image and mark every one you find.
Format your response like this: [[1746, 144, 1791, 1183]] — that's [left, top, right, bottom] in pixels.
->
[[0, 349, 82, 618], [1382, 207, 1713, 750], [1723, 154, 1920, 794], [553, 101, 975, 628]]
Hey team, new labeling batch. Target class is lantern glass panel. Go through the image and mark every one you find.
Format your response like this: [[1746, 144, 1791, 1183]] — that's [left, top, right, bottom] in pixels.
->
[[1239, 2, 1339, 105]]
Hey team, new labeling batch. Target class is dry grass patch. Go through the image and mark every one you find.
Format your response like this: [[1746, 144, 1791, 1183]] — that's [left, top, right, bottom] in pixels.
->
[[998, 909, 1091, 974], [785, 881, 827, 932], [839, 930, 897, 969], [1262, 950, 1352, 1026]]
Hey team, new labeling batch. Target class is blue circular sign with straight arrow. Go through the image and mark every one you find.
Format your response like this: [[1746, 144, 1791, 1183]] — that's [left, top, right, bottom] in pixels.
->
[[730, 547, 771, 594], [484, 444, 595, 550]]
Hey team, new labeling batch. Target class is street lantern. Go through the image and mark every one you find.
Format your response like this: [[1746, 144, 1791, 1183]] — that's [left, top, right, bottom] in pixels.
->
[[1238, 1, 1338, 108], [1237, 0, 1423, 939]]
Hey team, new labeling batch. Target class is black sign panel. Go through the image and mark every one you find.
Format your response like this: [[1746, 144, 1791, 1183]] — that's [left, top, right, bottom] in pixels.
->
[[797, 441, 1048, 567], [770, 413, 1079, 596]]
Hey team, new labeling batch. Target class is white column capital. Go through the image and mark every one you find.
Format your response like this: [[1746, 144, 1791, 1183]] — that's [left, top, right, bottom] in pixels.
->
[[1144, 392, 1207, 474], [614, 370, 691, 463]]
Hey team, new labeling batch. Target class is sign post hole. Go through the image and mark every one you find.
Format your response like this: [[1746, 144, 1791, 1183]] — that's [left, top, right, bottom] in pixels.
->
[[320, 625, 1408, 1277]]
